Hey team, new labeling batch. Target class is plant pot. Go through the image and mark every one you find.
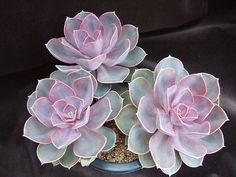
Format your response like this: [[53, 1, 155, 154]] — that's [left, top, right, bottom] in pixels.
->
[[91, 158, 142, 174]]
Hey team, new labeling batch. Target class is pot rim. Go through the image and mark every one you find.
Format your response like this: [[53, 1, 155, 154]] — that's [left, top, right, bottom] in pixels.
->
[[91, 158, 142, 174]]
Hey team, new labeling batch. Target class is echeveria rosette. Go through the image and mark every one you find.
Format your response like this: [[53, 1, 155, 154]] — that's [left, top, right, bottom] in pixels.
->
[[46, 11, 147, 85], [116, 56, 228, 175], [23, 68, 122, 169]]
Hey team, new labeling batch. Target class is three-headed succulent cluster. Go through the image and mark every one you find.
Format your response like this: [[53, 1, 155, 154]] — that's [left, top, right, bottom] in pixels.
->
[[23, 11, 228, 175]]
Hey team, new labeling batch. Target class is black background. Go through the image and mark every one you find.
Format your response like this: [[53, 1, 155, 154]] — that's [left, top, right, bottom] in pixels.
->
[[0, 0, 236, 177]]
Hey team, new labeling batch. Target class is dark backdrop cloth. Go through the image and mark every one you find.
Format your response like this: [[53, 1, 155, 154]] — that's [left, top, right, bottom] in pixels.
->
[[0, 0, 236, 177], [0, 0, 207, 76]]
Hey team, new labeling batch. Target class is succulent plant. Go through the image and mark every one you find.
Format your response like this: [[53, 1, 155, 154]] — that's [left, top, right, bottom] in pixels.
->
[[46, 11, 147, 85], [116, 56, 228, 175], [23, 68, 123, 169], [23, 9, 229, 175]]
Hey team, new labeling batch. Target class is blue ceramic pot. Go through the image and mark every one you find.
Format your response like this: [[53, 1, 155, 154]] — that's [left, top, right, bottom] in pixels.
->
[[91, 158, 142, 174]]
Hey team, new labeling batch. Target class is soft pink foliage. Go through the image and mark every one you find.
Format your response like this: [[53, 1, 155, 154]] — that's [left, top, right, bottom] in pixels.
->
[[23, 69, 115, 166], [128, 56, 228, 175], [46, 11, 146, 83]]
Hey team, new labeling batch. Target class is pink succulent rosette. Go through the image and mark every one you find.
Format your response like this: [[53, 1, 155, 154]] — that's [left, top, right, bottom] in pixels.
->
[[116, 56, 228, 175], [46, 11, 146, 84], [23, 68, 122, 169]]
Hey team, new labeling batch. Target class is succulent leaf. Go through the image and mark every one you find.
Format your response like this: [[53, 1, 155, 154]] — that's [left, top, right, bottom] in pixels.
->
[[52, 160, 60, 166], [204, 105, 229, 133], [179, 152, 203, 168], [137, 96, 157, 133], [31, 97, 54, 127], [138, 152, 155, 168], [153, 68, 176, 109], [119, 47, 147, 67], [37, 144, 66, 164], [59, 145, 80, 169], [36, 79, 55, 98], [129, 77, 153, 107], [97, 65, 129, 83], [170, 136, 207, 158], [97, 127, 116, 151], [86, 97, 112, 130], [27, 92, 37, 115], [131, 68, 154, 86], [72, 76, 94, 107], [104, 91, 123, 121], [161, 152, 182, 176], [149, 131, 176, 169], [46, 38, 81, 64], [94, 82, 111, 99], [23, 116, 51, 144], [120, 90, 132, 105], [202, 73, 220, 102], [115, 24, 138, 50], [128, 123, 152, 154], [55, 65, 82, 72], [73, 127, 106, 158], [49, 81, 75, 102], [50, 70, 68, 84], [104, 39, 130, 67], [80, 157, 96, 167], [154, 55, 188, 80], [200, 130, 225, 154], [51, 128, 81, 149], [115, 104, 139, 135], [76, 54, 106, 71], [178, 74, 206, 96]]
